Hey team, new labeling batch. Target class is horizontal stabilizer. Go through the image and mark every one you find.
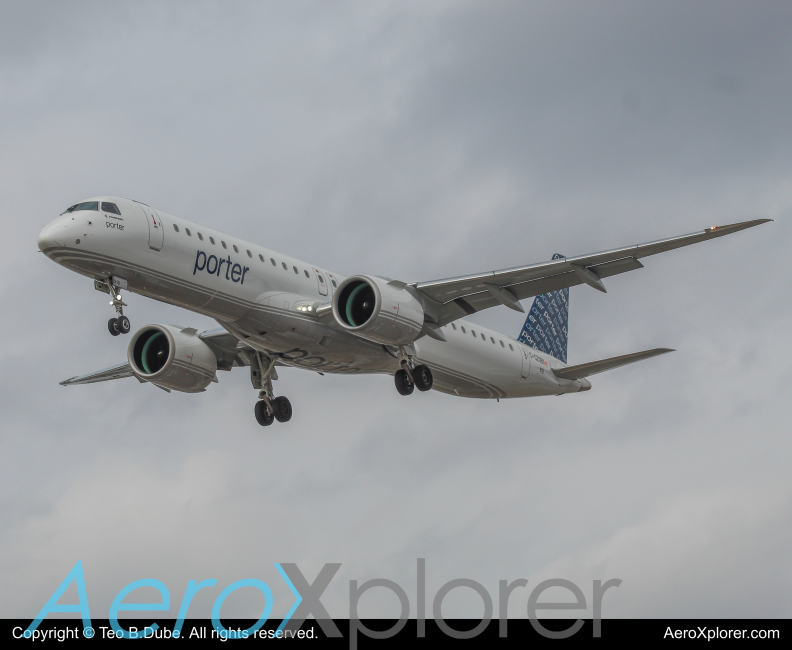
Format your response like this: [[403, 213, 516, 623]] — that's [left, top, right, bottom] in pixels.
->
[[552, 348, 674, 380], [60, 363, 136, 386]]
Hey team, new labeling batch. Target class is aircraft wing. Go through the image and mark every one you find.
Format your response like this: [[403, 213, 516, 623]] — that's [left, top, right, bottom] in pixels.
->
[[60, 363, 137, 386], [552, 348, 674, 380], [414, 219, 771, 326], [58, 328, 285, 387]]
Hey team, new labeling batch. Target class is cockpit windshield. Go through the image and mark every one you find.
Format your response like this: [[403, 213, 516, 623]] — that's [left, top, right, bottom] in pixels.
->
[[102, 202, 121, 215], [61, 201, 98, 215]]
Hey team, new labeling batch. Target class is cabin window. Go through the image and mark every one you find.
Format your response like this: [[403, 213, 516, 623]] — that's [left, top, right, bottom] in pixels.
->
[[500, 340, 504, 348], [185, 228, 192, 236], [259, 254, 265, 262], [271, 258, 276, 266], [304, 270, 310, 278], [282, 262, 288, 270], [197, 232, 203, 241], [101, 202, 121, 215], [451, 323, 457, 330], [233, 245, 239, 253], [471, 329, 476, 337], [209, 236, 215, 245], [221, 241, 227, 249], [317, 273, 325, 283], [173, 224, 179, 232], [293, 266, 299, 274], [461, 326, 466, 334], [509, 344, 514, 351], [246, 249, 252, 258], [331, 280, 337, 288]]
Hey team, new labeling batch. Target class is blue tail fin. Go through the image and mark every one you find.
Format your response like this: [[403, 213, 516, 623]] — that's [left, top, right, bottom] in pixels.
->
[[517, 254, 569, 363]]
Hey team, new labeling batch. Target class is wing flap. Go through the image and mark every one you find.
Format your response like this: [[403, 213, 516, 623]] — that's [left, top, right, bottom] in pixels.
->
[[435, 257, 645, 325], [552, 348, 674, 380]]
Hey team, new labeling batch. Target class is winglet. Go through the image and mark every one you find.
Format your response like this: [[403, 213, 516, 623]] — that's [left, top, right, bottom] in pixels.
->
[[705, 218, 772, 234]]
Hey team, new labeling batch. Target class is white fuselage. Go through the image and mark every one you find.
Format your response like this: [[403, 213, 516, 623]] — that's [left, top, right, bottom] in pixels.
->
[[38, 197, 589, 399]]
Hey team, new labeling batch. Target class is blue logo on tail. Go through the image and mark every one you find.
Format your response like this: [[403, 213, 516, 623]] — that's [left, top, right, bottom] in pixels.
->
[[517, 254, 569, 363]]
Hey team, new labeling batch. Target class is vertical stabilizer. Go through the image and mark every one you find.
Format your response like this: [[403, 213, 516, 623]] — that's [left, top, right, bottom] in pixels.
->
[[517, 254, 569, 363]]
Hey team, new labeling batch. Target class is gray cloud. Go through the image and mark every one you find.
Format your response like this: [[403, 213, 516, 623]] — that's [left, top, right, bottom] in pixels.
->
[[1, 0, 790, 622]]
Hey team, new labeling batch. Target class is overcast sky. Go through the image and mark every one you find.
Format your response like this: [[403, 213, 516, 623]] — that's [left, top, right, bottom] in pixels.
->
[[1, 1, 791, 622]]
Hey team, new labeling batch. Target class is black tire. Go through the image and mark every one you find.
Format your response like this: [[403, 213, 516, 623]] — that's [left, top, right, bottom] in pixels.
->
[[413, 364, 433, 392], [117, 315, 131, 334], [272, 396, 292, 423], [254, 400, 274, 426], [108, 318, 120, 336], [394, 368, 414, 395]]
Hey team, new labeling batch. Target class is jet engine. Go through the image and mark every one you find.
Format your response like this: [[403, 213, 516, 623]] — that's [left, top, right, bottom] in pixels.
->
[[333, 275, 424, 345], [127, 324, 217, 393]]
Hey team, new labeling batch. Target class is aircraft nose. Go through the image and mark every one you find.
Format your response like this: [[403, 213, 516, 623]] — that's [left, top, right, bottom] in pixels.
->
[[38, 218, 68, 253], [37, 223, 56, 252]]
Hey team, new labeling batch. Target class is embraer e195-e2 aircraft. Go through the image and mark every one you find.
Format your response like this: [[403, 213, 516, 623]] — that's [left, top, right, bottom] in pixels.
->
[[38, 197, 770, 426]]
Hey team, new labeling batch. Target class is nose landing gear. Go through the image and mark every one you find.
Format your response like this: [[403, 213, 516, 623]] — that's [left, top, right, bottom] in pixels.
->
[[101, 278, 131, 336], [108, 314, 131, 336]]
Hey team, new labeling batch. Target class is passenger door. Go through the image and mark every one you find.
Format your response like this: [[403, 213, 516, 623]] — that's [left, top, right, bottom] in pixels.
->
[[139, 204, 164, 251], [520, 346, 531, 379]]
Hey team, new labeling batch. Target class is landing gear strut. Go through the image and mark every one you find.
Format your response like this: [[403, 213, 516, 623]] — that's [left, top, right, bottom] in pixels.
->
[[393, 348, 433, 396], [252, 351, 293, 427], [104, 278, 130, 336]]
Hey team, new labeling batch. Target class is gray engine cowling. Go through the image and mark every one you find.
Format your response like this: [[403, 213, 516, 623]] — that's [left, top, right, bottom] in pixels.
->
[[332, 275, 424, 345], [127, 324, 217, 393]]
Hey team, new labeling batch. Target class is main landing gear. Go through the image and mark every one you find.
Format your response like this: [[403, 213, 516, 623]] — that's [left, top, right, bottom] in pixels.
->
[[255, 395, 292, 426], [252, 351, 293, 427], [103, 278, 131, 336], [393, 349, 433, 396]]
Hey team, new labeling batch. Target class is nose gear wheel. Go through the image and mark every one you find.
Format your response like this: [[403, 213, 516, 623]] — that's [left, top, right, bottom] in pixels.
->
[[103, 277, 131, 336]]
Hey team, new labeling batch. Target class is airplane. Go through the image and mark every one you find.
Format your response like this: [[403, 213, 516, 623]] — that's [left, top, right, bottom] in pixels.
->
[[37, 196, 770, 426]]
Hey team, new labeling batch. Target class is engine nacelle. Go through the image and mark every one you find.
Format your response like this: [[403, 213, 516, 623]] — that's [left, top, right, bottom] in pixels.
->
[[332, 275, 424, 345], [127, 324, 217, 393]]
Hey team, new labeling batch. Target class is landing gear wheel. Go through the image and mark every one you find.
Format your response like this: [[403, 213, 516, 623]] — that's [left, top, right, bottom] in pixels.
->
[[117, 315, 131, 334], [108, 318, 120, 336], [413, 365, 433, 392], [395, 369, 414, 395], [272, 396, 292, 423], [254, 400, 274, 426]]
